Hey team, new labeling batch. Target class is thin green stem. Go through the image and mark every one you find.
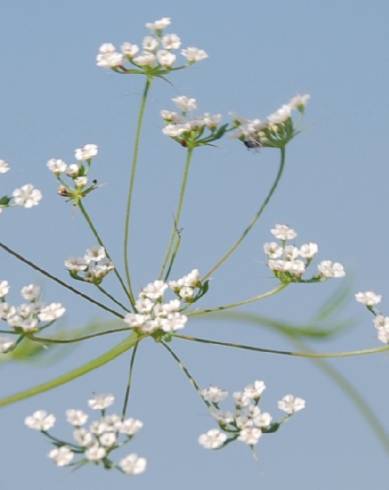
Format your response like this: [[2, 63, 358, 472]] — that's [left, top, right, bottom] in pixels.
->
[[187, 283, 288, 317], [96, 285, 131, 313], [159, 147, 194, 280], [0, 329, 18, 335], [174, 333, 389, 359], [78, 200, 133, 308], [30, 327, 134, 344], [0, 334, 139, 408], [160, 341, 211, 409], [0, 241, 123, 319], [121, 341, 139, 418], [203, 146, 286, 281], [123, 78, 152, 300]]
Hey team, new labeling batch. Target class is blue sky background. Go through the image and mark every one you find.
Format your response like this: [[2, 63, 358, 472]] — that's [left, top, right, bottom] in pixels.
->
[[1, 0, 389, 488]]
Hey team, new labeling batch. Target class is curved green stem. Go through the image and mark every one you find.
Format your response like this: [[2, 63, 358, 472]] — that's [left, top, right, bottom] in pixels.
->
[[30, 327, 134, 344], [96, 285, 131, 313], [0, 241, 123, 319], [187, 283, 287, 317], [123, 78, 152, 301], [161, 340, 210, 409], [159, 147, 194, 280], [174, 333, 389, 359], [78, 201, 133, 308], [121, 341, 139, 418], [202, 146, 286, 281], [0, 334, 139, 408]]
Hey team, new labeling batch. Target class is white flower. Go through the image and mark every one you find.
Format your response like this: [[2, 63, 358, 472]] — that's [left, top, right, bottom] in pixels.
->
[[169, 269, 200, 289], [12, 184, 42, 208], [119, 454, 147, 475], [198, 429, 227, 449], [172, 95, 197, 112], [0, 280, 9, 298], [288, 94, 310, 111], [73, 428, 95, 447], [299, 242, 318, 259], [162, 33, 181, 50], [47, 158, 67, 174], [162, 123, 189, 137], [270, 224, 297, 241], [157, 49, 176, 67], [278, 394, 306, 415], [121, 42, 139, 58], [85, 246, 106, 263], [89, 420, 109, 435], [284, 245, 300, 261], [38, 303, 66, 322], [48, 446, 74, 467], [20, 284, 41, 302], [74, 176, 88, 188], [160, 312, 187, 332], [66, 163, 80, 177], [25, 410, 56, 431], [181, 47, 208, 63], [96, 43, 124, 68], [141, 280, 168, 300], [373, 315, 389, 329], [179, 286, 195, 300], [268, 104, 292, 125], [85, 445, 106, 461], [160, 110, 182, 123], [202, 113, 222, 128], [88, 393, 115, 410], [242, 380, 266, 401], [65, 257, 88, 272], [377, 328, 389, 344], [238, 427, 262, 445], [145, 17, 171, 31], [0, 336, 15, 353], [66, 409, 88, 426], [355, 291, 382, 306], [99, 431, 117, 447], [233, 391, 251, 408], [120, 418, 143, 436], [133, 52, 156, 67], [251, 410, 272, 429], [142, 36, 159, 52], [75, 144, 98, 161], [287, 259, 306, 276], [201, 386, 228, 404], [317, 260, 345, 278], [0, 160, 10, 174]]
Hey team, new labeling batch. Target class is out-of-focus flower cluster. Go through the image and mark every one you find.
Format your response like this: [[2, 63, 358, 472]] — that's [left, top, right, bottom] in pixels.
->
[[355, 290, 389, 344], [65, 246, 114, 285], [161, 96, 228, 148], [264, 224, 345, 283], [233, 94, 310, 149], [96, 17, 207, 77], [47, 144, 99, 203], [0, 282, 65, 352], [198, 381, 305, 451], [0, 159, 42, 213], [25, 394, 146, 475]]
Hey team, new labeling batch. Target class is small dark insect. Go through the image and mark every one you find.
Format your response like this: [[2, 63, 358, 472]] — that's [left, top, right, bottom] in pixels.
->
[[243, 138, 262, 150]]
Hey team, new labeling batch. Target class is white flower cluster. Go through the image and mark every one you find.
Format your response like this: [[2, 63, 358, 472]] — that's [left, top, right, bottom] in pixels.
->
[[25, 393, 147, 476], [96, 17, 207, 72], [198, 381, 305, 450], [161, 96, 225, 147], [264, 224, 345, 283], [0, 159, 42, 213], [234, 94, 310, 149], [0, 282, 65, 343], [124, 278, 189, 335], [355, 290, 389, 344], [65, 246, 114, 284], [47, 144, 99, 198], [168, 268, 202, 302]]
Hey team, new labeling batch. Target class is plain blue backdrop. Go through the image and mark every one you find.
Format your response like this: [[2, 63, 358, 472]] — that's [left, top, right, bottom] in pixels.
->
[[1, 1, 389, 488]]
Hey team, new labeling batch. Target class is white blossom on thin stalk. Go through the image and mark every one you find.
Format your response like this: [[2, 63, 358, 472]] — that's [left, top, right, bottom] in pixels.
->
[[66, 409, 88, 426], [355, 291, 382, 306], [181, 46, 208, 63], [75, 144, 98, 161], [198, 429, 227, 449], [38, 303, 66, 322], [85, 445, 107, 461], [48, 446, 74, 467], [11, 184, 42, 208], [47, 159, 67, 174], [172, 95, 197, 112], [21, 284, 41, 302], [0, 160, 10, 173], [119, 454, 147, 475], [201, 386, 229, 404], [317, 260, 345, 279], [277, 394, 306, 415], [271, 224, 297, 241], [121, 42, 139, 58], [145, 17, 171, 31], [25, 410, 56, 431], [162, 33, 181, 50], [88, 393, 115, 410], [0, 280, 10, 298], [96, 43, 124, 68]]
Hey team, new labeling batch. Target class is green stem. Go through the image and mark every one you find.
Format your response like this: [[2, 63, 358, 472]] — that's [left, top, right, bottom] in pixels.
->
[[96, 285, 130, 313], [187, 283, 287, 317], [202, 146, 286, 281], [160, 341, 211, 409], [159, 147, 194, 280], [174, 334, 389, 359], [0, 241, 123, 319], [30, 327, 135, 344], [121, 341, 139, 418], [0, 334, 139, 408], [123, 78, 152, 300], [78, 201, 133, 308]]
